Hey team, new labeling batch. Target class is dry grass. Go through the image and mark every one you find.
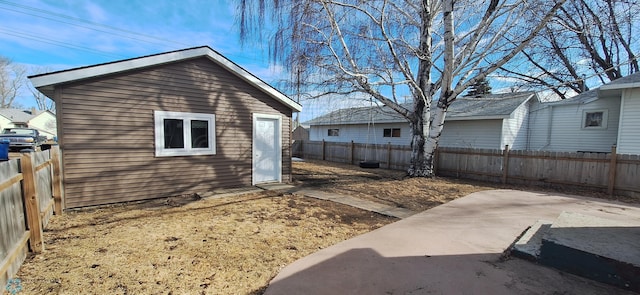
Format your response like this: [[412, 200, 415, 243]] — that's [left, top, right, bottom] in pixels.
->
[[7, 160, 635, 294], [11, 192, 393, 295], [292, 160, 499, 212]]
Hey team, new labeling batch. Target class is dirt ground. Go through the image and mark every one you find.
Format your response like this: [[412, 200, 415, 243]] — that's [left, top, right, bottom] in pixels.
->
[[5, 160, 636, 294]]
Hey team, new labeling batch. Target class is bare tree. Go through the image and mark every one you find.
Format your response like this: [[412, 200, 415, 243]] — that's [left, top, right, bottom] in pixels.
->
[[239, 0, 565, 177], [499, 0, 639, 99], [29, 66, 56, 111], [0, 56, 26, 108], [29, 86, 55, 111]]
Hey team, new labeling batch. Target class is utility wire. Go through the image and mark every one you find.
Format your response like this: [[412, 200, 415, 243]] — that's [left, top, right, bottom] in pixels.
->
[[0, 0, 271, 64], [0, 6, 181, 50], [0, 27, 126, 59], [0, 0, 190, 48]]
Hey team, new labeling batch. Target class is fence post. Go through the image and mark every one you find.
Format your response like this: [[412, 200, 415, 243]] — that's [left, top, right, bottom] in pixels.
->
[[350, 140, 354, 164], [607, 145, 617, 196], [387, 142, 392, 169], [321, 139, 326, 161], [20, 153, 44, 253], [502, 145, 510, 184], [434, 148, 439, 175], [50, 146, 64, 214]]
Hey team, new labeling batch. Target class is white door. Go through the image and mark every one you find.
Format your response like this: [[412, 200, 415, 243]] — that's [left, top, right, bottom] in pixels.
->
[[253, 114, 282, 184]]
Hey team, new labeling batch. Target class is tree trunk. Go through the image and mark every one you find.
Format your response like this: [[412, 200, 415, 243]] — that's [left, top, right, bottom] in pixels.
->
[[407, 0, 435, 178], [408, 0, 453, 178], [407, 99, 448, 178], [408, 98, 432, 177]]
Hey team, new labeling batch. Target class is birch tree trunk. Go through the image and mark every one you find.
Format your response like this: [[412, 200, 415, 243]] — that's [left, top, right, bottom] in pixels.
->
[[408, 99, 430, 176], [407, 0, 434, 177], [408, 0, 453, 177]]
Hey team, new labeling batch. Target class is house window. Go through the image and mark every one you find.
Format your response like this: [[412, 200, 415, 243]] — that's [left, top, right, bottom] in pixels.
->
[[383, 128, 401, 137], [582, 109, 608, 129], [154, 111, 216, 157], [328, 129, 340, 136]]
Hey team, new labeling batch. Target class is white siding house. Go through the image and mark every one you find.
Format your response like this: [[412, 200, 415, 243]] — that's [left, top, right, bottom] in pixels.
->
[[0, 109, 57, 139], [528, 91, 621, 153], [26, 111, 57, 139], [306, 92, 537, 150], [309, 122, 410, 145], [438, 120, 503, 148], [528, 72, 640, 154], [616, 88, 640, 154], [600, 75, 640, 154], [306, 73, 640, 154]]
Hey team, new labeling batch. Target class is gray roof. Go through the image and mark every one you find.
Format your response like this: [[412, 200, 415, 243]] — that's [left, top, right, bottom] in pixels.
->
[[305, 92, 536, 126], [547, 72, 640, 106], [548, 89, 600, 105], [0, 108, 42, 123], [600, 72, 640, 90]]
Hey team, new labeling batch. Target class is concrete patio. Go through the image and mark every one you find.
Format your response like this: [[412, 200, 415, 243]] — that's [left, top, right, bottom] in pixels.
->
[[264, 190, 640, 294]]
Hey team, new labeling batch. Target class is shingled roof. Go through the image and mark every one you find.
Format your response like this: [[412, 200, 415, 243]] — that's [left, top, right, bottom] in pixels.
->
[[600, 72, 640, 90], [0, 108, 43, 123], [305, 92, 537, 126]]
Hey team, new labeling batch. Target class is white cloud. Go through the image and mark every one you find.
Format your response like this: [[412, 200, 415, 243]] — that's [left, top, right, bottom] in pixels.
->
[[83, 2, 108, 23]]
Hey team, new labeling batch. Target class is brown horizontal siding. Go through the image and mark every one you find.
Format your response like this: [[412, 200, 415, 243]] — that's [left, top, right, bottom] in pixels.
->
[[64, 182, 251, 208], [58, 57, 292, 208]]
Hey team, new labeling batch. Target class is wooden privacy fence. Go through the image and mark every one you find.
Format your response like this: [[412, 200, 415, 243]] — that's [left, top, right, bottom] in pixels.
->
[[296, 140, 640, 198], [0, 147, 64, 289]]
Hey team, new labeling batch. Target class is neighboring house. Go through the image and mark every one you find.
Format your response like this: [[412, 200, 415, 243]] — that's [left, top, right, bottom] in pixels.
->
[[306, 92, 537, 150], [29, 46, 302, 208], [602, 73, 640, 154], [528, 72, 640, 154], [527, 90, 620, 153], [292, 125, 309, 141], [0, 108, 57, 139], [291, 125, 309, 158]]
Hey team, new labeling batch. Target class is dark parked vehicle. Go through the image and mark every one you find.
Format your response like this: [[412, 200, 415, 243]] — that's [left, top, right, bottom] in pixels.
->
[[0, 128, 43, 151]]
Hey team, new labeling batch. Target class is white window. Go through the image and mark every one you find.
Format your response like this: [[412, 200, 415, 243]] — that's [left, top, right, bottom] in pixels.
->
[[582, 109, 608, 130], [154, 111, 216, 157]]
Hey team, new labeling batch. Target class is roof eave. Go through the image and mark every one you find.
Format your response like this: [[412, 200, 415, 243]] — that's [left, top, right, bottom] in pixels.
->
[[28, 47, 302, 112], [446, 115, 508, 121], [600, 82, 640, 91]]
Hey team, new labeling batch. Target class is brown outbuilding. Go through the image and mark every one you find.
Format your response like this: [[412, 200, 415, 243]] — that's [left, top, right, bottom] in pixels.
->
[[29, 46, 302, 208]]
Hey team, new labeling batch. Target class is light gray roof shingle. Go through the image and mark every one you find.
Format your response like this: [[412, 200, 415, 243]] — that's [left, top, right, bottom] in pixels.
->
[[0, 108, 40, 123], [601, 72, 640, 89], [548, 72, 640, 105], [305, 92, 536, 125], [548, 89, 600, 105]]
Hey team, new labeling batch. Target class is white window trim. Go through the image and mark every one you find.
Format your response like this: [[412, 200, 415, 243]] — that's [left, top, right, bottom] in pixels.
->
[[154, 110, 216, 157], [581, 109, 608, 130]]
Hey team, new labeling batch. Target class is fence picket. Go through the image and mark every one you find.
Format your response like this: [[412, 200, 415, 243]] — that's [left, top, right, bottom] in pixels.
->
[[294, 141, 640, 198], [1, 148, 62, 288]]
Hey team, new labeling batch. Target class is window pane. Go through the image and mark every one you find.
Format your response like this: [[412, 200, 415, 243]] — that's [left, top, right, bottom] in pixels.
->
[[392, 128, 401, 137], [191, 120, 209, 148], [585, 112, 603, 127], [383, 129, 391, 137], [164, 119, 184, 149], [328, 129, 339, 136]]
